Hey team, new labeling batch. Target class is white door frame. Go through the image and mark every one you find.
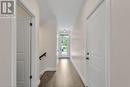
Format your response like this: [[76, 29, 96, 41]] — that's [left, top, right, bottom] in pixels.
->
[[16, 0, 37, 87], [86, 0, 111, 87], [105, 0, 111, 87]]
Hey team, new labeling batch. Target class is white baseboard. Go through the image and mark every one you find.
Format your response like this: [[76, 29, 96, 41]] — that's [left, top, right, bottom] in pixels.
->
[[70, 57, 87, 86], [37, 80, 40, 87]]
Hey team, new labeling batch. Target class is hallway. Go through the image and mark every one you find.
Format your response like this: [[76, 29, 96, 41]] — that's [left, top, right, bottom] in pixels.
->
[[39, 59, 85, 87], [1, 0, 130, 87]]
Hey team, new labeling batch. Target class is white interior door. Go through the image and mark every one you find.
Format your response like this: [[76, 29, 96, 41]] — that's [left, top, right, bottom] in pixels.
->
[[86, 1, 106, 87], [17, 17, 31, 87]]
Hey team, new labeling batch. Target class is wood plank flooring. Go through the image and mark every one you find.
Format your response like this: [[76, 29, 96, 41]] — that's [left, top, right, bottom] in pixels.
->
[[39, 59, 85, 87]]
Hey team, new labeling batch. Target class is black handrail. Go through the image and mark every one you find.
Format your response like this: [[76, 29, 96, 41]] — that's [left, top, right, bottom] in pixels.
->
[[39, 52, 47, 60]]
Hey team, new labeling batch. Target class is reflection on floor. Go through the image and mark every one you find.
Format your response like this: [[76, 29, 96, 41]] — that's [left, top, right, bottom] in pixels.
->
[[39, 59, 85, 87]]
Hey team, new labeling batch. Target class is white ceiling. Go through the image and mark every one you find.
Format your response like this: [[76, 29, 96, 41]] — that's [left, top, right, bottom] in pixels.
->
[[38, 0, 85, 30]]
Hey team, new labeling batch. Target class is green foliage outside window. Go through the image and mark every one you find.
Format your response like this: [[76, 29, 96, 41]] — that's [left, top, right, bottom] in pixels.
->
[[60, 34, 69, 55]]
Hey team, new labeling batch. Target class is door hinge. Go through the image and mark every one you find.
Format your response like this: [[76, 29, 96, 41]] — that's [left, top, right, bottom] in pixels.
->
[[30, 75, 32, 79], [30, 23, 32, 26]]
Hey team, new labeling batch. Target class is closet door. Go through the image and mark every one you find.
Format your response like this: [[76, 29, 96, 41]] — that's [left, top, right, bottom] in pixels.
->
[[86, 1, 106, 87], [17, 17, 31, 87]]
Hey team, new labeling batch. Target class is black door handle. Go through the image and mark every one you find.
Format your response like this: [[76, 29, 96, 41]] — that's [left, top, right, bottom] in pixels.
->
[[86, 57, 89, 60]]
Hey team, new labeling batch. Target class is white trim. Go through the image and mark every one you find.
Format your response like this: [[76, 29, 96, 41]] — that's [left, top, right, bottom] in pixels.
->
[[105, 0, 111, 87], [11, 16, 17, 87], [11, 1, 16, 87], [37, 80, 40, 87], [70, 57, 87, 86]]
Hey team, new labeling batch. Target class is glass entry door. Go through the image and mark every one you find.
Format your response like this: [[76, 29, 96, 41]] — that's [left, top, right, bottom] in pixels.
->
[[59, 33, 70, 57]]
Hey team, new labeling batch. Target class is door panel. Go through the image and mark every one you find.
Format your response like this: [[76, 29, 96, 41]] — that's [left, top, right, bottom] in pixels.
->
[[86, 1, 106, 87], [17, 17, 31, 87]]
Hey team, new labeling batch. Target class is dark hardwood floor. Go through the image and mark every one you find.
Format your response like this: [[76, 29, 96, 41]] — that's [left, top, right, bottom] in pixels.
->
[[39, 59, 85, 87]]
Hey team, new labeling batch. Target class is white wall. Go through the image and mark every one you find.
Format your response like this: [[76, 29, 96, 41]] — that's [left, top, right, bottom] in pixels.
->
[[111, 0, 130, 87], [0, 18, 13, 87], [39, 15, 57, 76], [70, 0, 91, 86], [0, 1, 16, 87]]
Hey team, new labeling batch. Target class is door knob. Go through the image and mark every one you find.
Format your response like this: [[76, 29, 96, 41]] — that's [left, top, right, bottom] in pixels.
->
[[86, 57, 89, 60]]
